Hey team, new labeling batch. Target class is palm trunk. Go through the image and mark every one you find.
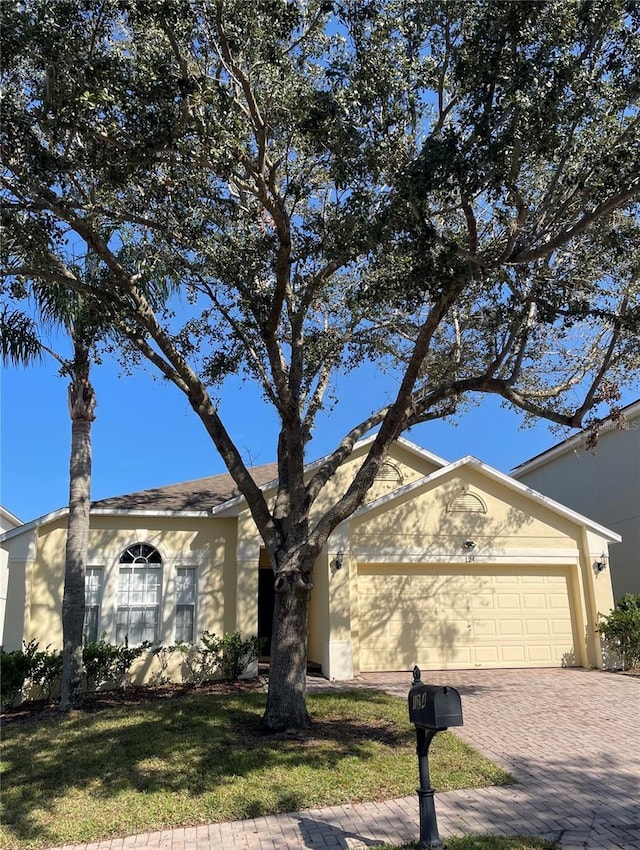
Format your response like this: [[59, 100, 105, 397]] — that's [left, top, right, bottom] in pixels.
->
[[261, 573, 312, 732], [60, 376, 95, 710]]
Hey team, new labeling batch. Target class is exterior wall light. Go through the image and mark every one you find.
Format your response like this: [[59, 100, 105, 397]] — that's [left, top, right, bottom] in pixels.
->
[[595, 552, 608, 573], [463, 540, 476, 551], [334, 551, 344, 570]]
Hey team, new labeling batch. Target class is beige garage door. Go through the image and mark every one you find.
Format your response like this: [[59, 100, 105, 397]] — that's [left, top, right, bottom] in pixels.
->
[[357, 565, 577, 671]]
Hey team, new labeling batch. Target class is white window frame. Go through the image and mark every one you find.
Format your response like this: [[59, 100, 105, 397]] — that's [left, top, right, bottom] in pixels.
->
[[84, 566, 104, 644], [175, 567, 197, 643], [116, 544, 163, 645]]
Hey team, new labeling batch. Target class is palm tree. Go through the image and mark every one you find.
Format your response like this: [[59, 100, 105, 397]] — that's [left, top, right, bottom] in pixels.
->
[[1, 286, 101, 709]]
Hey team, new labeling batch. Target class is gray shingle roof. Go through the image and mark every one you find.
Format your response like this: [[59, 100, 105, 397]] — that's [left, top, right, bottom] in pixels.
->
[[91, 463, 279, 513]]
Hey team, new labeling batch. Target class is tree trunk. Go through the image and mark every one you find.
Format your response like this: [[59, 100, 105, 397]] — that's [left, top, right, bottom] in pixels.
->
[[261, 574, 312, 732], [60, 378, 95, 710]]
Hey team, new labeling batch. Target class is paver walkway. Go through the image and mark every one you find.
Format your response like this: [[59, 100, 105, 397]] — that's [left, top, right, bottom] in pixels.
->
[[47, 668, 639, 850]]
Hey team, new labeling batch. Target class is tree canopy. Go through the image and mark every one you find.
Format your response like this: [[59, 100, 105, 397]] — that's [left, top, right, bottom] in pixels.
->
[[2, 0, 639, 728]]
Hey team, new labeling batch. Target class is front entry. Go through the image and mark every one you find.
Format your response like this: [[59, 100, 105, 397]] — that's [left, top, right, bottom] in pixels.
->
[[257, 549, 274, 657]]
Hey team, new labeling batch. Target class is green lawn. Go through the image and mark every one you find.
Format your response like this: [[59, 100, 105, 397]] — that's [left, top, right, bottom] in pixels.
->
[[0, 688, 511, 850]]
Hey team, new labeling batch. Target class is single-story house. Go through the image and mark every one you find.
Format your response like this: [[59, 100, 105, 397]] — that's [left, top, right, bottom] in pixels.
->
[[0, 436, 619, 681], [513, 399, 640, 599]]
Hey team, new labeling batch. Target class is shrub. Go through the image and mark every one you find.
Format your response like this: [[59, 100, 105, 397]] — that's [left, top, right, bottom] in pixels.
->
[[171, 637, 219, 685], [0, 640, 40, 709], [207, 631, 263, 681], [1, 641, 63, 707], [599, 594, 640, 671], [28, 645, 63, 702], [149, 644, 176, 686], [82, 634, 155, 692], [111, 636, 155, 690], [83, 634, 121, 692], [173, 630, 262, 684]]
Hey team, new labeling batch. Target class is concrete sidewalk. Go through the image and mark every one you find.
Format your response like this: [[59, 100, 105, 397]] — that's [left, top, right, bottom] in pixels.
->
[[47, 668, 640, 850]]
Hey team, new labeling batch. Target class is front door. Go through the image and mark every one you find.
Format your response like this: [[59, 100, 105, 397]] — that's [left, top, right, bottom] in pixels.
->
[[257, 550, 274, 657]]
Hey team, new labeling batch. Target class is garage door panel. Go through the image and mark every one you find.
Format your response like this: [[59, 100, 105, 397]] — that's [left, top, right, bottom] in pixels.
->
[[551, 619, 574, 637], [474, 646, 500, 663], [498, 620, 524, 636], [505, 647, 528, 663], [497, 593, 525, 609], [524, 594, 547, 609], [357, 565, 576, 671], [471, 620, 496, 637], [527, 646, 554, 663]]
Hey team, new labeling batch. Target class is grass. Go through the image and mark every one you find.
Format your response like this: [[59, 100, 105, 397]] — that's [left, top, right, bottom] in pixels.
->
[[0, 688, 511, 850]]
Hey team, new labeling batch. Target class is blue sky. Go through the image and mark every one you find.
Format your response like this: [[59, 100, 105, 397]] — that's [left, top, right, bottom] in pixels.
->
[[2, 348, 638, 523]]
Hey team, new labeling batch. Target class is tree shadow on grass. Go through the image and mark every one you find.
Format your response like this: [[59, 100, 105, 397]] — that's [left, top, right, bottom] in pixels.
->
[[0, 689, 415, 848]]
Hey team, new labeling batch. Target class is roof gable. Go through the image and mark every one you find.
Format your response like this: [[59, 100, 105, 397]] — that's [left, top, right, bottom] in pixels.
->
[[351, 455, 622, 543]]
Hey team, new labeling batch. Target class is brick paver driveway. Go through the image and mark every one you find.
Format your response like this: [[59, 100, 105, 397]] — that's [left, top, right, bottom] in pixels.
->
[[347, 668, 640, 849]]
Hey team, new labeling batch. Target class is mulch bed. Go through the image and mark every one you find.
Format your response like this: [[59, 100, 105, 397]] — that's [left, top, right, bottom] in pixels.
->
[[1, 677, 406, 746], [0, 678, 268, 727]]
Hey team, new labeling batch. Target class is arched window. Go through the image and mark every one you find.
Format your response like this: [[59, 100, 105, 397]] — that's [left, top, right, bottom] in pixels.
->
[[116, 544, 162, 644]]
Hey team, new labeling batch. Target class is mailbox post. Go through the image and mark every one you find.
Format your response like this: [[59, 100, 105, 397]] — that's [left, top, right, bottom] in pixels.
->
[[408, 666, 463, 850]]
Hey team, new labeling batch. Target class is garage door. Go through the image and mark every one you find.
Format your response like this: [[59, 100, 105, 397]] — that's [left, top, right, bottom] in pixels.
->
[[357, 565, 577, 671]]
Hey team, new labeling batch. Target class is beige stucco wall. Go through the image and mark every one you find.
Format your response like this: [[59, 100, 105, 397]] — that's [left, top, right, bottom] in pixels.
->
[[0, 507, 22, 648], [250, 441, 444, 676], [306, 441, 443, 527], [351, 467, 584, 559], [3, 513, 237, 683]]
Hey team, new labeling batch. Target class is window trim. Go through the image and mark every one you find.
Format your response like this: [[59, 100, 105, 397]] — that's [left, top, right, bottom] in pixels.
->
[[116, 544, 163, 645], [175, 566, 197, 644], [83, 566, 104, 644]]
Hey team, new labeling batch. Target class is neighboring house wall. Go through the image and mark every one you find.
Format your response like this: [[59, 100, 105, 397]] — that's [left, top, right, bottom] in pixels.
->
[[513, 402, 640, 599], [0, 506, 22, 645]]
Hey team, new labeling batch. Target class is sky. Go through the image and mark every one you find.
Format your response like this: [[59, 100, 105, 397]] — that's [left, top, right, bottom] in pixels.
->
[[1, 346, 639, 524]]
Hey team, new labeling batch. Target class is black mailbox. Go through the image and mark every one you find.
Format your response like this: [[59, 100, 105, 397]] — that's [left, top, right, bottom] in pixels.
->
[[408, 666, 463, 849], [408, 681, 463, 730]]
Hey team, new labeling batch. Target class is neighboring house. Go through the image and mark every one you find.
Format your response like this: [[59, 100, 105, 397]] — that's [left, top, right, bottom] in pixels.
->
[[0, 437, 619, 681], [513, 399, 640, 600], [0, 505, 23, 644]]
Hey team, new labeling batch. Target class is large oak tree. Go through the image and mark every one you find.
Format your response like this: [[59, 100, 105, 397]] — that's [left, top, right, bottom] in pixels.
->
[[1, 0, 639, 730]]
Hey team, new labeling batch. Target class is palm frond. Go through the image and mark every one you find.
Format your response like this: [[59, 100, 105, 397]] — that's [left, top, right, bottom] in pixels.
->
[[0, 306, 44, 366]]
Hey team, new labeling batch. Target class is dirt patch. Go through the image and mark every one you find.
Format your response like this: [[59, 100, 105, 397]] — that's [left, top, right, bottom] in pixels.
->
[[619, 666, 640, 678]]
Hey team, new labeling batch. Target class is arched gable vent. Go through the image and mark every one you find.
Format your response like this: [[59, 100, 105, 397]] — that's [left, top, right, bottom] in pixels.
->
[[375, 461, 404, 484], [447, 490, 487, 513]]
